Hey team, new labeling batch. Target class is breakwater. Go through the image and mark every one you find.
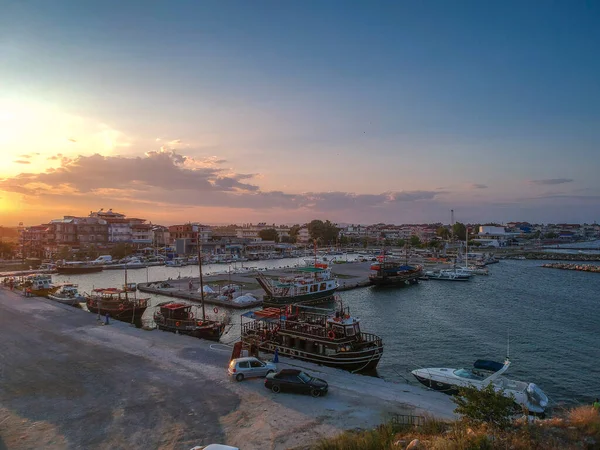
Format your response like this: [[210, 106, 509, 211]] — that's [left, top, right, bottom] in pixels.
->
[[541, 263, 600, 273], [503, 252, 600, 262]]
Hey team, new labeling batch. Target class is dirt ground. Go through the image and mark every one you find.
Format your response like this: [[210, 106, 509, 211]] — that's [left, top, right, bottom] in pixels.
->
[[0, 287, 454, 450]]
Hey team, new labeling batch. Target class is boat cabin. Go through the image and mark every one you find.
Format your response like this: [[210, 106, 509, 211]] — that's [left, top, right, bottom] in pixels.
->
[[157, 302, 193, 320]]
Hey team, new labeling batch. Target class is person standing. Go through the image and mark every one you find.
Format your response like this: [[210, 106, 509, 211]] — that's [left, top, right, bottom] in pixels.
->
[[593, 398, 600, 412]]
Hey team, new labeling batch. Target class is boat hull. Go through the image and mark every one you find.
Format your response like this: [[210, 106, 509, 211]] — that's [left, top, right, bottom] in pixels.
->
[[155, 323, 224, 341], [258, 340, 382, 372], [48, 294, 84, 306], [86, 303, 147, 323], [263, 289, 337, 307], [57, 266, 103, 274], [369, 276, 420, 287]]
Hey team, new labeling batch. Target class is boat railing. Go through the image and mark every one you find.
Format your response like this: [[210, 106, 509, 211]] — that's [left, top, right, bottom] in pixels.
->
[[360, 332, 383, 346]]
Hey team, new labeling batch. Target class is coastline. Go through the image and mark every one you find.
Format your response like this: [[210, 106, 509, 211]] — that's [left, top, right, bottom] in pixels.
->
[[0, 286, 455, 450]]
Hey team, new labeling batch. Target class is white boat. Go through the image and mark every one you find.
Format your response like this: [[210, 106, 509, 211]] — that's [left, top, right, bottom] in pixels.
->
[[426, 268, 471, 281], [412, 358, 549, 414], [48, 283, 85, 306], [165, 258, 187, 267]]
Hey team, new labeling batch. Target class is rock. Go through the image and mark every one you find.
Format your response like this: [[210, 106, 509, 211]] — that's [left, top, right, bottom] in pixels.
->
[[393, 439, 406, 447], [406, 439, 420, 449]]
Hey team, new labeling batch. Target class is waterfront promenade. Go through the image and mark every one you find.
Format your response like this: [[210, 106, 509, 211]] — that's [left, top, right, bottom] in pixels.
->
[[0, 287, 455, 450]]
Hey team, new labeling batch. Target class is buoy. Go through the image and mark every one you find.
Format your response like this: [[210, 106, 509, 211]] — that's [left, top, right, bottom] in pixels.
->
[[176, 321, 180, 327], [213, 307, 218, 314]]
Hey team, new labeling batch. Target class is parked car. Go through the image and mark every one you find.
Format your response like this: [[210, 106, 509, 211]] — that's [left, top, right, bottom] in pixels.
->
[[228, 356, 277, 382], [264, 369, 328, 397]]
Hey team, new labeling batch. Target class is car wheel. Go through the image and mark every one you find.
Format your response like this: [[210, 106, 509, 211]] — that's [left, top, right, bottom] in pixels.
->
[[266, 370, 274, 376], [272, 384, 281, 393], [235, 373, 244, 382], [311, 389, 321, 398]]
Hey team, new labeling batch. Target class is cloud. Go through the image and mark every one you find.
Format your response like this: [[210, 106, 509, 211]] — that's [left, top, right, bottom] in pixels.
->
[[0, 150, 448, 215], [530, 178, 574, 186], [470, 183, 488, 189], [13, 160, 31, 164], [18, 153, 40, 159]]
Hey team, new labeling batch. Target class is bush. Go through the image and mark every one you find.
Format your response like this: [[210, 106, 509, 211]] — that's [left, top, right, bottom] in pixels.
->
[[452, 384, 516, 430]]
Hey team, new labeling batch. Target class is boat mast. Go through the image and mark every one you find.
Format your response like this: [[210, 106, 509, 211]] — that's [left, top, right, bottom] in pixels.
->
[[465, 226, 468, 268], [197, 232, 206, 321]]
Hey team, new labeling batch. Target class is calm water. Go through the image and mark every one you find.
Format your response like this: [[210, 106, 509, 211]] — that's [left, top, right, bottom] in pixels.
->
[[55, 257, 599, 408]]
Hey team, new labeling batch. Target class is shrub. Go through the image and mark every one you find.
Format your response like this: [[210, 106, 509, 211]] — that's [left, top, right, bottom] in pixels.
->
[[452, 384, 516, 430]]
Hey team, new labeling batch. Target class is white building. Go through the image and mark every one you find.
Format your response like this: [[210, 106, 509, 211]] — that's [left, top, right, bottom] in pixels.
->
[[296, 227, 311, 244]]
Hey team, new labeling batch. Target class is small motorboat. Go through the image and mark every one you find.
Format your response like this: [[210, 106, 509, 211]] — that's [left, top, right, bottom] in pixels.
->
[[412, 358, 548, 414], [425, 269, 471, 281], [48, 283, 85, 306]]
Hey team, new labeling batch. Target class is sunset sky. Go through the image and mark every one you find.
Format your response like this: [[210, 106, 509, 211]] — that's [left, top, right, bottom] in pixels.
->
[[1, 1, 599, 226]]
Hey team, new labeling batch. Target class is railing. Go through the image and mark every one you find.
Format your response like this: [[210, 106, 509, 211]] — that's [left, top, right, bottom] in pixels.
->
[[390, 413, 425, 428]]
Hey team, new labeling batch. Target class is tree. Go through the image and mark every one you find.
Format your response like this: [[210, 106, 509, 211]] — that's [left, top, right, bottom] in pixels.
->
[[545, 232, 558, 239], [396, 239, 406, 248], [111, 243, 133, 260], [453, 222, 467, 241], [308, 220, 339, 245], [56, 246, 72, 261], [258, 228, 279, 242], [428, 240, 441, 249], [280, 235, 294, 243], [436, 226, 450, 240], [452, 384, 516, 430], [289, 224, 301, 241], [409, 235, 421, 247]]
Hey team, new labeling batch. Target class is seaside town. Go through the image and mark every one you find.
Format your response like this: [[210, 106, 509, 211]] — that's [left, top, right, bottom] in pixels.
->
[[1, 208, 600, 449], [2, 2, 599, 449], [2, 208, 600, 263]]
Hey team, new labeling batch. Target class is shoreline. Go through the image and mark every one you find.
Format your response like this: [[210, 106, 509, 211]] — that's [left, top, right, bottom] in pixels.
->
[[0, 286, 456, 449]]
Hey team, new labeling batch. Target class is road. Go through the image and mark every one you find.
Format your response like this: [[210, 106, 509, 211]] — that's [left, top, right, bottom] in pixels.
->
[[0, 287, 455, 450]]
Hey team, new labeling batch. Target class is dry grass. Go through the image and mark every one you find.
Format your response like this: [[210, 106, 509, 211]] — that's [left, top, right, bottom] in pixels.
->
[[314, 408, 600, 450]]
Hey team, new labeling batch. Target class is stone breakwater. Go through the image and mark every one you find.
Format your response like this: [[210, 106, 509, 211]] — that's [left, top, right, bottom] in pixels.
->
[[504, 252, 600, 262], [542, 263, 600, 273]]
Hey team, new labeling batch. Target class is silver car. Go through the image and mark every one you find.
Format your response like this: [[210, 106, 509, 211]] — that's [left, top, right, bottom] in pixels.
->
[[228, 357, 277, 382]]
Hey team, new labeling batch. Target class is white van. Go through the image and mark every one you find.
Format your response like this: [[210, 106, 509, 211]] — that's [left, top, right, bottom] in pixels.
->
[[92, 255, 113, 264]]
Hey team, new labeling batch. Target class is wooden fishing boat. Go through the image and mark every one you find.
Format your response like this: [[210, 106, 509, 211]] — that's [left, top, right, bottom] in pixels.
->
[[85, 288, 148, 323]]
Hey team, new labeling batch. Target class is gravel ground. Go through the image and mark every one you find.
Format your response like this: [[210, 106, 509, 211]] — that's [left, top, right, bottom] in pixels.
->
[[0, 287, 455, 450]]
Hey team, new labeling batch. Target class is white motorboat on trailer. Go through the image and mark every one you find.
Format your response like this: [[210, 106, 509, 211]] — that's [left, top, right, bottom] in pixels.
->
[[411, 358, 549, 414]]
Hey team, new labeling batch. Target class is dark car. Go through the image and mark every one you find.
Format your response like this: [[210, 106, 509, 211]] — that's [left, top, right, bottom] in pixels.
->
[[264, 369, 328, 397]]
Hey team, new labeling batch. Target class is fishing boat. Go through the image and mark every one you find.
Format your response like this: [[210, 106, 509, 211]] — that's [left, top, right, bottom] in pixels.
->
[[411, 358, 549, 415], [240, 300, 383, 372], [153, 302, 225, 341], [369, 262, 422, 286], [57, 261, 103, 274], [48, 283, 84, 306], [256, 267, 338, 306], [85, 288, 149, 323], [154, 235, 225, 340], [19, 274, 59, 297]]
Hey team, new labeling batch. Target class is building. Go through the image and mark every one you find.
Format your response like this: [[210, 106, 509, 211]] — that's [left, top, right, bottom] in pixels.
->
[[296, 227, 310, 244]]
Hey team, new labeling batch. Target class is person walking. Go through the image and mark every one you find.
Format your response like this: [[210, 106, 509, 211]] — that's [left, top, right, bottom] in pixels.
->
[[593, 398, 600, 412]]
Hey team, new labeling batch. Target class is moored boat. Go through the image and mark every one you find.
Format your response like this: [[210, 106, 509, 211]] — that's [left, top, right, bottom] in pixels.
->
[[240, 300, 383, 372], [18, 274, 59, 297], [57, 262, 103, 274], [153, 302, 225, 341], [256, 267, 338, 307], [369, 261, 423, 286], [426, 268, 471, 281], [85, 288, 148, 323], [412, 358, 549, 415], [48, 283, 85, 306]]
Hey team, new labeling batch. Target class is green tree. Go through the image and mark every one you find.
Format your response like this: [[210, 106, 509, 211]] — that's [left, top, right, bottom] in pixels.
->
[[545, 232, 558, 239], [280, 235, 294, 243], [258, 228, 279, 242], [111, 243, 134, 260], [308, 220, 339, 245], [436, 226, 450, 240], [428, 240, 441, 248], [452, 222, 467, 241], [396, 239, 406, 248], [56, 246, 71, 261], [452, 384, 516, 430], [409, 235, 421, 247]]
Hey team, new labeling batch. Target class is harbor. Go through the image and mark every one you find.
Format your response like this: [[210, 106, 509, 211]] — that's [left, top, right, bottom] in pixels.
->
[[541, 262, 600, 273]]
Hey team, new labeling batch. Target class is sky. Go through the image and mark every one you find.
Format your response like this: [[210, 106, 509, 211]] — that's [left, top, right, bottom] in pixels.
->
[[1, 0, 599, 226]]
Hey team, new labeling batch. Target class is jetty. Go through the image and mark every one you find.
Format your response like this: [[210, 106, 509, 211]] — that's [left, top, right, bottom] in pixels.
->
[[541, 262, 600, 273]]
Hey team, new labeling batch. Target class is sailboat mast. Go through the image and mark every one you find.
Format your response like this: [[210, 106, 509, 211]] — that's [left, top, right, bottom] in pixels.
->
[[465, 226, 469, 268], [197, 233, 206, 321], [124, 266, 129, 301]]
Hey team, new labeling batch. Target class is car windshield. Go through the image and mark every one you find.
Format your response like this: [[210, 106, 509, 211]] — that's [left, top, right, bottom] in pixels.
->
[[297, 372, 311, 383]]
